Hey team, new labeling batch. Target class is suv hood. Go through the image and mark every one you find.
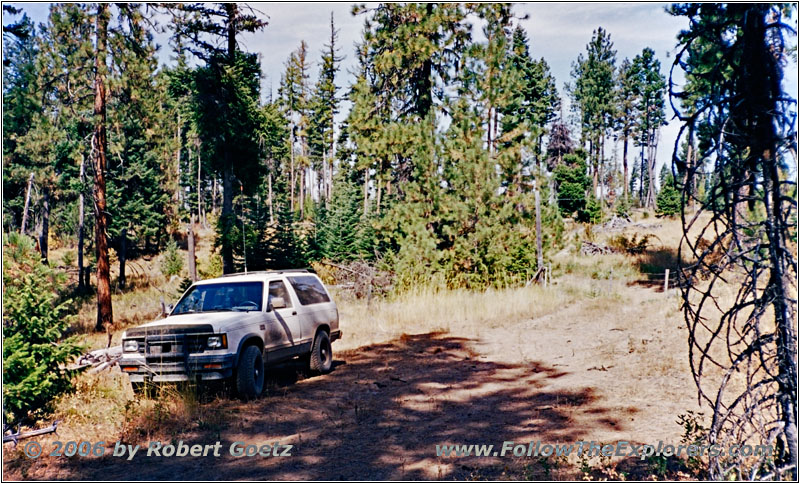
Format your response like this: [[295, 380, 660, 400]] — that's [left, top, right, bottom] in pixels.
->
[[125, 311, 262, 335]]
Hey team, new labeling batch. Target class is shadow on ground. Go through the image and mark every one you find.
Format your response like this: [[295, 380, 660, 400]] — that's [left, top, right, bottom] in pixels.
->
[[629, 247, 689, 292], [13, 332, 627, 480]]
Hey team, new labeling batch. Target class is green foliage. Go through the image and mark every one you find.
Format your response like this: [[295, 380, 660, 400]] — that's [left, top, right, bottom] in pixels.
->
[[2, 233, 83, 423], [554, 153, 592, 217], [656, 173, 682, 217], [608, 233, 653, 254], [198, 253, 223, 280], [677, 411, 709, 476], [577, 197, 602, 224], [316, 178, 374, 262], [160, 238, 183, 278]]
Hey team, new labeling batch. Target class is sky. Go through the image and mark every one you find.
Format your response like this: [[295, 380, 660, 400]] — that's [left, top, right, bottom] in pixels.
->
[[6, 2, 799, 179]]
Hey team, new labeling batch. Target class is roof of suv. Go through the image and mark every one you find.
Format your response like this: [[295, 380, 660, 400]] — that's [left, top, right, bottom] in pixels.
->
[[196, 270, 315, 285]]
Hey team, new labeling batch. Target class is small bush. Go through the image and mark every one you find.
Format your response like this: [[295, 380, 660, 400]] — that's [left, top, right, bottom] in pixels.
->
[[60, 250, 76, 267], [577, 197, 602, 224], [160, 238, 183, 278], [3, 233, 84, 424], [199, 252, 223, 279], [608, 233, 654, 254]]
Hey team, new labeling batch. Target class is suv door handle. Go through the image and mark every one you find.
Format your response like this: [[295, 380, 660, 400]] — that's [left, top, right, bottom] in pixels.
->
[[292, 311, 297, 315]]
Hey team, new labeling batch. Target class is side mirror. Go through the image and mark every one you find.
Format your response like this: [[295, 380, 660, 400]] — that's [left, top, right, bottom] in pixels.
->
[[270, 297, 286, 310]]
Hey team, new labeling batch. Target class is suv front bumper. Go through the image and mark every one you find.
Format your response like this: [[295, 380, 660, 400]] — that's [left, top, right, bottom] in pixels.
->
[[120, 353, 236, 382]]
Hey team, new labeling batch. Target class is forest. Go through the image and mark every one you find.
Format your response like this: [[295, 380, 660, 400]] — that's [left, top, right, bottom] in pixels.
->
[[3, 3, 683, 297], [2, 2, 797, 481]]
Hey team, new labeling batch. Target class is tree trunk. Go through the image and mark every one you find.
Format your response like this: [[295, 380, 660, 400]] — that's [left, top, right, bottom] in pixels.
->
[[187, 218, 197, 282], [686, 134, 694, 209], [93, 3, 113, 332], [20, 172, 34, 235], [299, 166, 305, 219], [622, 135, 629, 202], [221, 162, 234, 274], [212, 177, 217, 215], [590, 137, 598, 197], [639, 143, 646, 205], [363, 168, 370, 216], [290, 122, 295, 213], [175, 114, 182, 206], [647, 135, 658, 208], [39, 187, 50, 262], [118, 228, 127, 288], [197, 149, 203, 225], [535, 187, 543, 272], [376, 178, 382, 215], [78, 156, 86, 291], [268, 171, 274, 224]]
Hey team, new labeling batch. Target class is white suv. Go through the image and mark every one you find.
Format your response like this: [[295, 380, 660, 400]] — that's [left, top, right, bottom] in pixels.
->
[[119, 270, 341, 399]]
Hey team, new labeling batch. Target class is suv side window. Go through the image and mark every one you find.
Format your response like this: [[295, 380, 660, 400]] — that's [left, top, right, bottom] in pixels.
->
[[288, 276, 331, 305], [268, 280, 293, 309]]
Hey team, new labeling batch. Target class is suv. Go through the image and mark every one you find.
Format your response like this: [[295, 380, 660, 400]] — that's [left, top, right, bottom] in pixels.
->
[[119, 270, 341, 399]]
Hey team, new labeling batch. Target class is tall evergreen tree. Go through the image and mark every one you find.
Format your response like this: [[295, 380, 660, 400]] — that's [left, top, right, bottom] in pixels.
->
[[568, 27, 617, 197], [309, 13, 343, 205], [631, 47, 666, 207], [166, 3, 268, 274]]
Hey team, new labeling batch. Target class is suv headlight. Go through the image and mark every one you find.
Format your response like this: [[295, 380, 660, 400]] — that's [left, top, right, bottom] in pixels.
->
[[122, 340, 139, 353], [206, 334, 227, 349]]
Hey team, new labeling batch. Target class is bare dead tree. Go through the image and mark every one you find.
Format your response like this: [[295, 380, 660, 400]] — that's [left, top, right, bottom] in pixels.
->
[[669, 4, 797, 480]]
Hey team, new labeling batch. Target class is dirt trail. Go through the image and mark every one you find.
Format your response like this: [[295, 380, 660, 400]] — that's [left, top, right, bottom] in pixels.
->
[[5, 282, 702, 480]]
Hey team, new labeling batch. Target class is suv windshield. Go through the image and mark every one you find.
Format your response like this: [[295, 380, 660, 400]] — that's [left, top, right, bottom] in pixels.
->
[[172, 281, 263, 314]]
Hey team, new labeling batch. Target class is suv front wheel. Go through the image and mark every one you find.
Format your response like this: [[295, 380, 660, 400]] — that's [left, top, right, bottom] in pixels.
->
[[236, 345, 265, 399], [309, 330, 333, 374]]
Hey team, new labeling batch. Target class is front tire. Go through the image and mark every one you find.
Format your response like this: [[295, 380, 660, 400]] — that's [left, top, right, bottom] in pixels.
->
[[236, 345, 265, 400], [309, 330, 333, 374]]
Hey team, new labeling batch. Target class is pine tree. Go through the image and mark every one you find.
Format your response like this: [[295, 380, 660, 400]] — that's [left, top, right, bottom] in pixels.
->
[[630, 47, 666, 208], [615, 57, 640, 203], [2, 233, 83, 424], [568, 27, 617, 198], [308, 13, 343, 206], [165, 3, 268, 274]]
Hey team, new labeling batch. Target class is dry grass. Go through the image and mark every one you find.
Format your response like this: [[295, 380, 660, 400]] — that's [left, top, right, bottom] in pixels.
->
[[335, 274, 629, 352]]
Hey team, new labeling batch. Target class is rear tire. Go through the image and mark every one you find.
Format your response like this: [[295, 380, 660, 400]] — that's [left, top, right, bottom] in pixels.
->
[[309, 330, 333, 374], [236, 345, 265, 400]]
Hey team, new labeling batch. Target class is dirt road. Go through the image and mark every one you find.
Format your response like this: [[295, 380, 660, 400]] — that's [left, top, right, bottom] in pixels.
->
[[4, 280, 702, 480]]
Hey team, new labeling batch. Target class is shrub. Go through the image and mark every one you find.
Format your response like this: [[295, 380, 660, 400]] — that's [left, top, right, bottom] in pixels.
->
[[199, 252, 223, 279], [160, 238, 183, 278], [3, 233, 84, 424], [577, 197, 602, 224]]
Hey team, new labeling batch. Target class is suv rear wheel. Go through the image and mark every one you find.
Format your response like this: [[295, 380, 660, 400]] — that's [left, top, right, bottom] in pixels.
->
[[309, 330, 333, 374], [236, 345, 265, 399]]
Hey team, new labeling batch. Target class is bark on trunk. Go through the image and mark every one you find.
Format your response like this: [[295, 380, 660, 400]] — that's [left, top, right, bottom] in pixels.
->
[[268, 171, 274, 224], [175, 115, 182, 206], [78, 156, 86, 291], [94, 3, 113, 332], [535, 187, 543, 272], [39, 187, 50, 262], [363, 168, 370, 216], [20, 172, 34, 234], [187, 218, 197, 282], [118, 228, 127, 288], [622, 135, 629, 202], [299, 167, 305, 219], [197, 149, 203, 225], [221, 162, 234, 274]]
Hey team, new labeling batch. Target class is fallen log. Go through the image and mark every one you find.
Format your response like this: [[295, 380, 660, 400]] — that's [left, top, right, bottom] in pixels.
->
[[3, 421, 60, 445]]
